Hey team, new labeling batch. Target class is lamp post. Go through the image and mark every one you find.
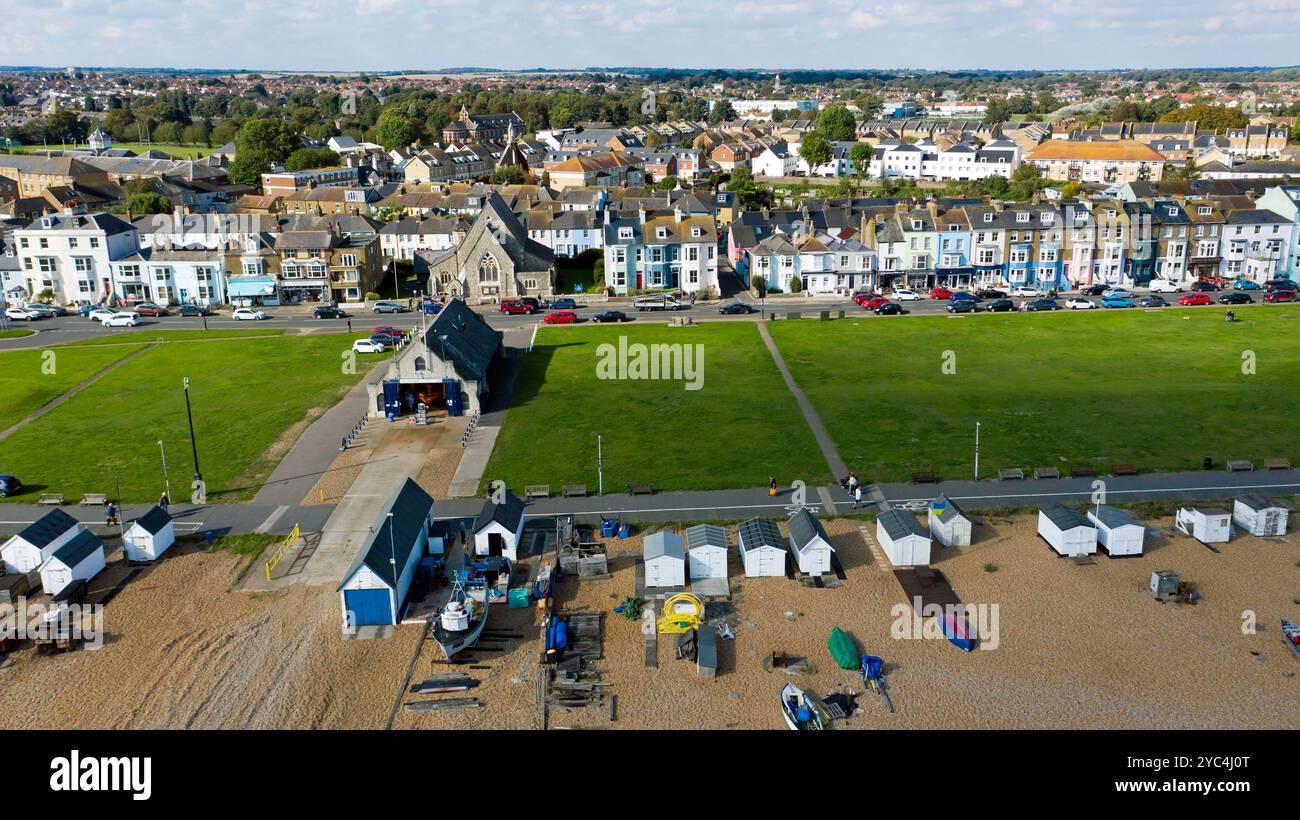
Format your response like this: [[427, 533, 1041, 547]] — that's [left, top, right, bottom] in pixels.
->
[[974, 421, 981, 481], [597, 434, 604, 497], [182, 377, 202, 483], [157, 440, 171, 504], [387, 512, 397, 613]]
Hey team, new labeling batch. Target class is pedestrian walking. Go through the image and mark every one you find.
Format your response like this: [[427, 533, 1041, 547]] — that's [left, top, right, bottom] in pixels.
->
[[347, 318, 353, 333], [852, 484, 863, 509], [768, 475, 778, 497], [105, 501, 118, 526], [159, 491, 169, 509]]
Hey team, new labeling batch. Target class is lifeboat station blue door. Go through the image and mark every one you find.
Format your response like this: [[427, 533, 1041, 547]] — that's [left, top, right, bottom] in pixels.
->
[[383, 379, 401, 420]]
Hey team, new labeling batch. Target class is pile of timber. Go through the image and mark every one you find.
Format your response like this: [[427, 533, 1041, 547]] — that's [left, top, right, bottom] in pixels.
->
[[546, 656, 609, 709], [405, 698, 481, 712], [410, 673, 480, 695], [564, 611, 604, 659]]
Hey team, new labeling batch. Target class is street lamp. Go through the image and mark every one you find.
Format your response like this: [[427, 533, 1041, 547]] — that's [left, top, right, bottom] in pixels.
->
[[182, 377, 202, 484], [157, 440, 171, 504], [387, 512, 397, 596], [974, 421, 981, 481]]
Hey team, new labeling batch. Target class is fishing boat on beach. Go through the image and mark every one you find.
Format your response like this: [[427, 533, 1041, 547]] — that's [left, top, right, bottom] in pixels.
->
[[941, 609, 977, 652], [1283, 619, 1300, 660], [433, 574, 487, 658], [781, 683, 830, 730]]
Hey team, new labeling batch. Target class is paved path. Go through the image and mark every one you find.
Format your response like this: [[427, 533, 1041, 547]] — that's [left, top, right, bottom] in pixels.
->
[[0, 500, 334, 539], [0, 343, 154, 442], [755, 319, 847, 480], [448, 328, 529, 497]]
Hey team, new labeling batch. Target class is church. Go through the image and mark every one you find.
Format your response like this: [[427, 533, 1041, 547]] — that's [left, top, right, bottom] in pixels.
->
[[421, 192, 555, 304], [442, 106, 527, 145]]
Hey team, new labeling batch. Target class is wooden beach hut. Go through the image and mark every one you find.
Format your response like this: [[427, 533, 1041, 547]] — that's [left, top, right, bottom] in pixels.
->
[[1037, 505, 1097, 557], [1087, 505, 1145, 557], [876, 508, 931, 567], [928, 494, 971, 547]]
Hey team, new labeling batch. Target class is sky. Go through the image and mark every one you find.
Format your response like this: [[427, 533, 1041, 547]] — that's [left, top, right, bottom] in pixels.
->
[[4, 0, 1300, 72]]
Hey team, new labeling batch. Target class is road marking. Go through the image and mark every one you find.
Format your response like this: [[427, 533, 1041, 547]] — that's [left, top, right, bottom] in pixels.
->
[[254, 505, 289, 534], [888, 481, 1300, 505]]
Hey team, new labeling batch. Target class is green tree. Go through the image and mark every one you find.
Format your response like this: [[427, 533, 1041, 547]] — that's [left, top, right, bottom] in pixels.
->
[[375, 108, 422, 150], [284, 147, 340, 171], [126, 191, 172, 215], [853, 92, 883, 119], [983, 97, 1012, 125], [798, 131, 832, 172], [816, 104, 857, 141], [1008, 163, 1043, 199], [788, 276, 802, 294], [488, 164, 524, 185], [850, 141, 873, 177], [707, 100, 735, 125]]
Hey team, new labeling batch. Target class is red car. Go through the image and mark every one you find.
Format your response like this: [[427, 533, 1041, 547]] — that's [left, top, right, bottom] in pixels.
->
[[1264, 289, 1297, 303], [543, 310, 579, 325], [929, 287, 954, 300], [1178, 293, 1212, 306], [132, 303, 170, 316], [499, 299, 535, 315], [373, 325, 403, 336], [862, 296, 891, 310]]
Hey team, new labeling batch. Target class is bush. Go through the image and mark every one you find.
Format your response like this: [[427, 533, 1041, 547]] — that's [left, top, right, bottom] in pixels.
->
[[788, 276, 802, 294], [983, 563, 998, 573], [364, 291, 382, 302]]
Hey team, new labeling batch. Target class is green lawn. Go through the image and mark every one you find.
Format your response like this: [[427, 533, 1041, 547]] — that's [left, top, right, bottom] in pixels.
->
[[62, 328, 284, 346], [769, 306, 1300, 483], [0, 345, 139, 425], [483, 323, 827, 493], [0, 333, 388, 503], [11, 142, 212, 160], [0, 329, 34, 339]]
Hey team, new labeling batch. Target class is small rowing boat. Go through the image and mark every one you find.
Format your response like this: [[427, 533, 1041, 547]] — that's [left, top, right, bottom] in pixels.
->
[[1283, 619, 1300, 660], [781, 683, 829, 730]]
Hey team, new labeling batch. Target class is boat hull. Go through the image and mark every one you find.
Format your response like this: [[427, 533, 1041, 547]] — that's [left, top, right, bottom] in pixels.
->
[[433, 607, 488, 658], [1283, 619, 1300, 661]]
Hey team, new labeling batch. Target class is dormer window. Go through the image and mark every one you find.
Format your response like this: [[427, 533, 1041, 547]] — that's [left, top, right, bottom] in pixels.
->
[[1167, 207, 1178, 217], [983, 213, 994, 223], [1016, 212, 1030, 223], [1042, 214, 1053, 225], [690, 226, 702, 238], [656, 227, 668, 239], [911, 219, 923, 230], [1197, 206, 1211, 215], [618, 227, 633, 239]]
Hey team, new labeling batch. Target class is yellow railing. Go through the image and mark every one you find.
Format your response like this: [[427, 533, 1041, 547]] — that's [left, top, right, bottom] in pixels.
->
[[265, 523, 302, 581]]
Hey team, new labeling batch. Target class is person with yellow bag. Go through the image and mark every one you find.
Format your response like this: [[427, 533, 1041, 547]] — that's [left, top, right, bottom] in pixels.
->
[[768, 475, 778, 497]]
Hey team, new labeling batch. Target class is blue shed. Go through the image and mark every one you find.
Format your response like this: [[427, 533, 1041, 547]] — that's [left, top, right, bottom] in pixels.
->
[[337, 479, 435, 627]]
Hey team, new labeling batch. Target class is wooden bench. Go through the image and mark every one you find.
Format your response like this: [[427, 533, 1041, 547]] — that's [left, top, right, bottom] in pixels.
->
[[627, 483, 654, 496], [1225, 460, 1254, 473], [79, 493, 108, 506], [1110, 464, 1137, 477], [911, 471, 938, 484], [524, 485, 551, 499], [1069, 467, 1097, 478], [1264, 458, 1292, 471], [1033, 467, 1061, 479], [37, 493, 64, 506], [561, 484, 588, 498], [997, 468, 1025, 481]]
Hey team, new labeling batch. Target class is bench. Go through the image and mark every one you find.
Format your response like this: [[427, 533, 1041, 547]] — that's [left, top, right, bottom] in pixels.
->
[[997, 468, 1025, 481], [562, 485, 588, 498], [37, 493, 64, 506], [79, 493, 108, 506], [911, 471, 938, 484], [1225, 460, 1254, 473], [1033, 467, 1061, 480], [1110, 464, 1137, 477], [524, 485, 551, 499], [1069, 467, 1097, 478], [627, 483, 654, 496], [1264, 458, 1292, 471]]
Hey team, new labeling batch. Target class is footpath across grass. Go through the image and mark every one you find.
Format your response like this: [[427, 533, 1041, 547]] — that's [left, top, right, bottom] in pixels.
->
[[769, 305, 1300, 482], [484, 322, 827, 493], [0, 345, 140, 426]]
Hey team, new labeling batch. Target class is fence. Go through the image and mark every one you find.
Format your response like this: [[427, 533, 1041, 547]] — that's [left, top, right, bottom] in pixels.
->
[[265, 522, 302, 581]]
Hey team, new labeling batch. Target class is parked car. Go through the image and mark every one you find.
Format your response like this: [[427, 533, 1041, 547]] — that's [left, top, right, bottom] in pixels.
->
[[1021, 298, 1060, 312], [313, 306, 347, 319], [372, 300, 405, 314], [1178, 293, 1212, 306], [103, 311, 141, 327], [891, 288, 923, 302], [946, 300, 977, 313], [373, 325, 403, 337], [0, 473, 21, 498], [984, 299, 1016, 312], [499, 299, 535, 315], [1148, 279, 1182, 293], [975, 288, 1006, 299], [1232, 279, 1262, 291], [1218, 292, 1253, 305], [178, 305, 213, 317], [369, 333, 401, 347], [77, 304, 99, 317], [592, 309, 631, 323], [543, 310, 580, 324], [929, 287, 954, 300], [949, 291, 981, 302], [1099, 296, 1135, 309], [718, 303, 756, 315], [1079, 284, 1109, 296], [87, 308, 118, 323], [862, 296, 891, 310], [352, 339, 386, 354], [1104, 288, 1134, 299], [132, 303, 169, 317], [549, 297, 578, 310], [1264, 289, 1297, 303], [1265, 278, 1299, 292], [423, 301, 443, 315], [26, 304, 62, 318], [1011, 286, 1045, 298], [1064, 298, 1095, 310], [873, 302, 904, 315], [232, 307, 267, 320], [1189, 280, 1218, 293], [1136, 295, 1168, 307], [4, 306, 42, 321]]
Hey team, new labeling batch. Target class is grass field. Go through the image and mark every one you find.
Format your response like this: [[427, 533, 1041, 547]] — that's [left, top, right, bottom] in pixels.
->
[[0, 333, 387, 503], [483, 323, 827, 493], [769, 306, 1300, 482], [0, 345, 139, 425], [0, 329, 34, 339], [10, 142, 212, 159], [62, 328, 284, 346]]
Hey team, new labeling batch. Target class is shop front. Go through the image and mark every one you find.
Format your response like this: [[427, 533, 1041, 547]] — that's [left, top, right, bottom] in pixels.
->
[[227, 275, 281, 307]]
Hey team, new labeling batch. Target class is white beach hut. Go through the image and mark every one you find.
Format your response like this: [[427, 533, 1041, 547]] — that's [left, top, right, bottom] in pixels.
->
[[1037, 505, 1097, 557], [122, 504, 176, 562], [1, 509, 80, 575], [927, 494, 971, 547], [643, 531, 686, 588], [473, 491, 526, 560], [737, 518, 787, 577], [787, 508, 834, 575], [1232, 495, 1288, 537], [39, 530, 107, 597], [876, 508, 931, 567], [685, 524, 728, 580], [1087, 505, 1145, 557], [1175, 507, 1232, 544]]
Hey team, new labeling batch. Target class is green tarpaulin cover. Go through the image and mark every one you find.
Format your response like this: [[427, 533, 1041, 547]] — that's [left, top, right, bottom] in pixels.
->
[[828, 627, 857, 670]]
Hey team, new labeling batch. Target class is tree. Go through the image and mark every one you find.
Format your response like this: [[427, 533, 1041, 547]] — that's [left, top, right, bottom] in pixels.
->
[[850, 141, 873, 177], [488, 164, 524, 185], [707, 100, 735, 125], [1008, 163, 1043, 199], [980, 175, 1009, 197], [816, 104, 856, 142], [375, 108, 422, 150], [798, 131, 832, 173], [1059, 181, 1083, 199], [983, 97, 1012, 125], [284, 147, 340, 171], [44, 108, 88, 143], [126, 191, 172, 215], [1159, 103, 1247, 132], [854, 92, 883, 119], [654, 175, 677, 190], [235, 117, 298, 161]]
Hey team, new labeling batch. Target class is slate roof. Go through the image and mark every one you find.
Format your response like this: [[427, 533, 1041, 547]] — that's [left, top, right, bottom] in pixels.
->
[[738, 518, 784, 551], [423, 297, 503, 383], [1040, 504, 1092, 531], [50, 529, 104, 568], [15, 509, 78, 549], [685, 524, 728, 552], [878, 508, 927, 542], [1235, 494, 1283, 512], [787, 508, 833, 552], [475, 490, 524, 534], [930, 494, 966, 525], [131, 504, 172, 536], [336, 479, 434, 589]]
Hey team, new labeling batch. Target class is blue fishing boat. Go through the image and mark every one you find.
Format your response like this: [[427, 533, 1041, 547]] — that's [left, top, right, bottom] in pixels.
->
[[941, 609, 977, 652]]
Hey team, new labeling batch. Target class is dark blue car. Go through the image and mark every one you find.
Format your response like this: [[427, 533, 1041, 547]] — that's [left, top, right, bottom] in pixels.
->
[[949, 292, 982, 302], [549, 298, 578, 310]]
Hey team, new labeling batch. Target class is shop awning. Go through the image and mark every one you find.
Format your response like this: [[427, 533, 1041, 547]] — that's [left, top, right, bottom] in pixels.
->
[[227, 276, 277, 297]]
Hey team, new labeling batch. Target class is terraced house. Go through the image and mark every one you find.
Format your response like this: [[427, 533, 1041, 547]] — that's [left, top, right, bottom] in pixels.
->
[[602, 212, 718, 295], [1026, 140, 1164, 184], [1221, 208, 1294, 282], [11, 211, 137, 304], [998, 203, 1065, 291]]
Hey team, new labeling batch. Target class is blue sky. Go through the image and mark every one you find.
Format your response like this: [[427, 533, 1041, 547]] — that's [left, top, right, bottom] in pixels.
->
[[5, 0, 1299, 72]]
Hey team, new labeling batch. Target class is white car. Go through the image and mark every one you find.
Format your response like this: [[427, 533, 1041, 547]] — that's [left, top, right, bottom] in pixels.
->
[[1105, 288, 1134, 299], [352, 339, 386, 354], [232, 308, 267, 321], [1011, 286, 1044, 298], [1064, 298, 1096, 310], [87, 308, 118, 323], [5, 306, 41, 321], [1148, 279, 1182, 293], [103, 311, 141, 327], [892, 289, 923, 301]]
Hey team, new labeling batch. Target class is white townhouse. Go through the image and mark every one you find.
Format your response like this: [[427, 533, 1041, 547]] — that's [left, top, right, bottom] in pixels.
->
[[751, 144, 799, 178], [525, 209, 603, 258], [12, 211, 138, 306], [132, 211, 277, 252], [872, 140, 925, 179], [379, 216, 465, 261], [920, 139, 1021, 181], [1221, 209, 1295, 282], [1254, 186, 1300, 277], [791, 140, 855, 177], [111, 247, 227, 307]]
